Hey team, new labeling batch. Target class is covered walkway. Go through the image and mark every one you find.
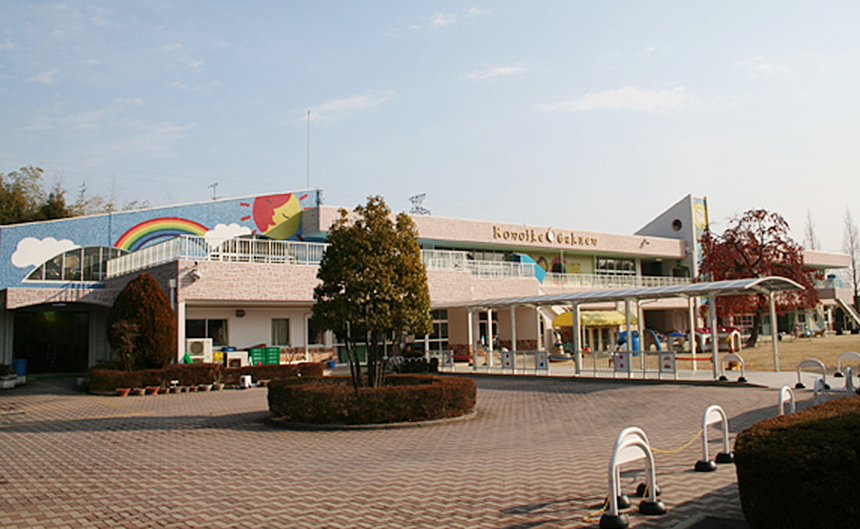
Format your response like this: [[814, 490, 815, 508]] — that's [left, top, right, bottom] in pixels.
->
[[434, 277, 804, 380]]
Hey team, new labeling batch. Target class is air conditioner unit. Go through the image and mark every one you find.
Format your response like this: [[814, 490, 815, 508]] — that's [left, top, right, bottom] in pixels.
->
[[186, 338, 213, 363]]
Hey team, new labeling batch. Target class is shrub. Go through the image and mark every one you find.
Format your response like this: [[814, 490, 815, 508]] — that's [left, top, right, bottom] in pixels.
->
[[267, 374, 476, 425], [107, 274, 176, 369], [89, 362, 324, 393], [734, 395, 860, 529]]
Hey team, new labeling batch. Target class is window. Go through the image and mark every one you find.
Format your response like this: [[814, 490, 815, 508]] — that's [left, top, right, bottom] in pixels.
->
[[595, 257, 636, 275], [272, 318, 290, 346], [427, 309, 449, 352], [27, 246, 126, 282], [186, 318, 228, 346]]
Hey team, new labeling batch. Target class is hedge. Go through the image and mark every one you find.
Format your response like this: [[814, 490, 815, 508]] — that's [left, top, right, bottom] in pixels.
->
[[267, 374, 476, 425], [89, 362, 324, 393], [734, 395, 860, 529]]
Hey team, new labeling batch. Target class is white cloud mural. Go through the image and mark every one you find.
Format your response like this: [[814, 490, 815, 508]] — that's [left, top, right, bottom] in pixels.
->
[[205, 223, 252, 246], [11, 237, 80, 268]]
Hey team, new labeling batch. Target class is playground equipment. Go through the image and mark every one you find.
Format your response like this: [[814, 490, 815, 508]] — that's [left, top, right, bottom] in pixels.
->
[[795, 358, 828, 390], [778, 386, 795, 415], [717, 353, 747, 383], [600, 427, 666, 529], [614, 330, 640, 352], [694, 327, 742, 353], [694, 405, 734, 472], [834, 351, 860, 378]]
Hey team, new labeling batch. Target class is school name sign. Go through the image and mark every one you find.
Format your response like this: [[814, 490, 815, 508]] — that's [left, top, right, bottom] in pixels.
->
[[492, 226, 599, 247]]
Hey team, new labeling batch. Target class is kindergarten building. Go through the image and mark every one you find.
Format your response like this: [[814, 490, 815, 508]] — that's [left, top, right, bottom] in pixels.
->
[[0, 190, 852, 374]]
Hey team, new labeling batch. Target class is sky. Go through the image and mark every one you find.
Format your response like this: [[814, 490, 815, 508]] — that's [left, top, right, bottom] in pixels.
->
[[1, 1, 859, 251]]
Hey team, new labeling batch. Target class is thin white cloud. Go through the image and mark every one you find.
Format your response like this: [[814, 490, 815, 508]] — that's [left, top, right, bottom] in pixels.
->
[[736, 56, 793, 77], [540, 86, 694, 113], [386, 7, 489, 36], [429, 11, 458, 27], [309, 91, 393, 119], [29, 68, 60, 84], [103, 121, 194, 157], [0, 38, 16, 52], [161, 43, 205, 73], [464, 64, 526, 81]]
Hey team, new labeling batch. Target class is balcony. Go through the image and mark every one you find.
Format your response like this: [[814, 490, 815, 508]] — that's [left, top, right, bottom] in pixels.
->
[[105, 236, 685, 290], [542, 272, 691, 289]]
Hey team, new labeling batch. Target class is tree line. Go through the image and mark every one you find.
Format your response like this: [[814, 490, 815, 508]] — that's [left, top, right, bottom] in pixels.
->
[[0, 165, 147, 225]]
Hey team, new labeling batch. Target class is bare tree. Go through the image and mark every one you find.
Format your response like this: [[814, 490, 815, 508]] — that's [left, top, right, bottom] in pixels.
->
[[844, 208, 860, 307], [803, 209, 820, 251]]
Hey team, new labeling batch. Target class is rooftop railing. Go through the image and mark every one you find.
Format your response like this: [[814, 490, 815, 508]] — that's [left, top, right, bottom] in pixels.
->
[[543, 272, 691, 289], [421, 249, 536, 279], [106, 236, 681, 289], [106, 236, 327, 278]]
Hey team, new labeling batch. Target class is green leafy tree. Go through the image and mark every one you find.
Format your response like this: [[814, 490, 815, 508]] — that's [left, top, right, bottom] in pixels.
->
[[0, 166, 49, 224], [312, 196, 432, 389], [1, 166, 149, 225], [698, 209, 821, 347], [107, 273, 177, 369]]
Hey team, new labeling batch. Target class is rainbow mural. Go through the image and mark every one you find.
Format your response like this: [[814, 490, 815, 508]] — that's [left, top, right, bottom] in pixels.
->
[[115, 217, 209, 251]]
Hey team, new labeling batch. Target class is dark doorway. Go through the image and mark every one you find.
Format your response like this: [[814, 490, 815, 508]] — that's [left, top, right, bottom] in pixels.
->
[[13, 309, 90, 374]]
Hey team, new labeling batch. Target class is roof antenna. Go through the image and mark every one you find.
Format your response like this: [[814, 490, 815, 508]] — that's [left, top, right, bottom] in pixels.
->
[[409, 193, 430, 215], [208, 183, 220, 201]]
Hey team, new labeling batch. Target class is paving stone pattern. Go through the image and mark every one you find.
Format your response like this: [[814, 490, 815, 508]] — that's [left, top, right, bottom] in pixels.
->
[[0, 376, 780, 528]]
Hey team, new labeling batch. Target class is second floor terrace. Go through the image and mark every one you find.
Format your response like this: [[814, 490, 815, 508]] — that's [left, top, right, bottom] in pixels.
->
[[105, 235, 693, 288]]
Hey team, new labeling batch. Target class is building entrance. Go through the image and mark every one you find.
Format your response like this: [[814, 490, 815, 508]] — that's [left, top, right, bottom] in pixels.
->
[[13, 308, 90, 374]]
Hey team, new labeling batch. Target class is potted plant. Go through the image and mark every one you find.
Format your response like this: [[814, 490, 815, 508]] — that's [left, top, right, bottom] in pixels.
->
[[0, 365, 16, 389], [116, 387, 131, 397]]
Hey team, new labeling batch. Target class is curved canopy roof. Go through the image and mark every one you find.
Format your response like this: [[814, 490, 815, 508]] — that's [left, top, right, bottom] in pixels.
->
[[433, 276, 805, 310]]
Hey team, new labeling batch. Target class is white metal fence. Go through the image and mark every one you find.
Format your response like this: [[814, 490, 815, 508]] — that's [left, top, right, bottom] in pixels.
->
[[106, 236, 327, 278], [106, 236, 685, 290], [543, 272, 691, 289]]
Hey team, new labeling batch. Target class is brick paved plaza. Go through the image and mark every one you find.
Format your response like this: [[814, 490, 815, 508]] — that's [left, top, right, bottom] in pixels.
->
[[0, 375, 782, 528]]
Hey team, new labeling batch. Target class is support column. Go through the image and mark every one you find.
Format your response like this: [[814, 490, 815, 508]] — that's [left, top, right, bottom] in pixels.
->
[[487, 308, 494, 367], [709, 293, 719, 380], [176, 300, 186, 363], [638, 300, 646, 372], [535, 306, 543, 351], [572, 303, 582, 376], [467, 309, 476, 372], [625, 299, 633, 353], [769, 291, 779, 371], [688, 296, 698, 372], [510, 305, 518, 372]]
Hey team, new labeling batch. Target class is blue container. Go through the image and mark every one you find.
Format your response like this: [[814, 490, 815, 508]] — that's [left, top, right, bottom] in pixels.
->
[[12, 359, 27, 376]]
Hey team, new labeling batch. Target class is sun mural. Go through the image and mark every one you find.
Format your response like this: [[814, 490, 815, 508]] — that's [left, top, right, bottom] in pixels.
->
[[242, 193, 304, 240]]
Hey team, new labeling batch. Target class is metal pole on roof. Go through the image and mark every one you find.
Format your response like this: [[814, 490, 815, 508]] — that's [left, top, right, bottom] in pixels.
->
[[307, 110, 311, 189]]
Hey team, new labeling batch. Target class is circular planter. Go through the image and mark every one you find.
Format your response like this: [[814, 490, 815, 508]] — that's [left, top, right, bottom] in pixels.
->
[[212, 383, 224, 391], [132, 388, 146, 396], [115, 387, 131, 397], [199, 384, 212, 392], [188, 385, 198, 392], [145, 386, 159, 395], [169, 386, 181, 394], [157, 387, 169, 394]]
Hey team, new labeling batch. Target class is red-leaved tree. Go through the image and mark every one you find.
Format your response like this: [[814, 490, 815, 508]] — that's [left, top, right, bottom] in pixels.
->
[[698, 209, 821, 347]]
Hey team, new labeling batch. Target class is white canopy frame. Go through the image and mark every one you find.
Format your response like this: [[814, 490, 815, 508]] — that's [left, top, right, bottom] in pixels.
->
[[435, 277, 804, 376]]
